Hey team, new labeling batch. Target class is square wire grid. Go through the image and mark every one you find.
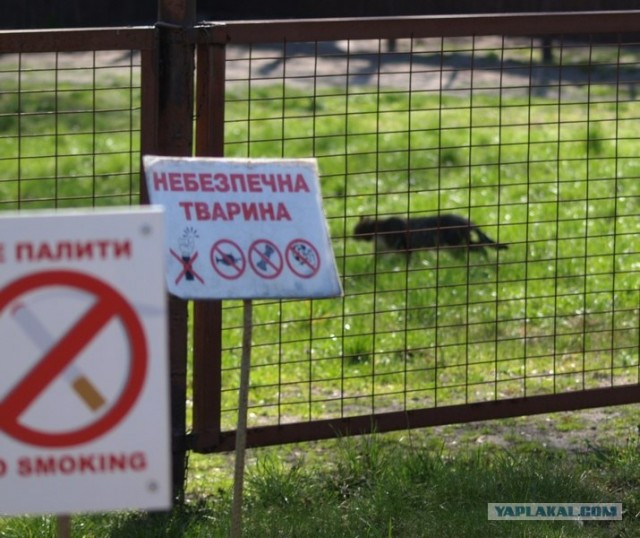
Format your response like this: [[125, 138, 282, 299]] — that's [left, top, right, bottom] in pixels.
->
[[0, 50, 142, 209], [214, 35, 640, 429]]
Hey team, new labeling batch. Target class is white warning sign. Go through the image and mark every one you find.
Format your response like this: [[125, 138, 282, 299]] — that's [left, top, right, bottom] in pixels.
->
[[0, 207, 170, 515], [143, 156, 343, 300]]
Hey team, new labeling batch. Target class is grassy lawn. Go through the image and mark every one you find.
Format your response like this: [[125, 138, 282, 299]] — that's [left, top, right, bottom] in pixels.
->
[[3, 416, 640, 536], [1, 39, 640, 536]]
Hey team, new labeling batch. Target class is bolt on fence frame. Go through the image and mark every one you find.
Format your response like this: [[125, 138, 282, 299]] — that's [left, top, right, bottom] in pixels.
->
[[189, 11, 640, 454]]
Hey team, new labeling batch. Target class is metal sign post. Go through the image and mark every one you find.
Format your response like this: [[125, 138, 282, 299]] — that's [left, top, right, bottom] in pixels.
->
[[230, 299, 253, 538]]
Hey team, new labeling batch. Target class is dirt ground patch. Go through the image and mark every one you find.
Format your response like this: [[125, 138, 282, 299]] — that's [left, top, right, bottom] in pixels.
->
[[429, 404, 640, 454], [225, 36, 640, 99]]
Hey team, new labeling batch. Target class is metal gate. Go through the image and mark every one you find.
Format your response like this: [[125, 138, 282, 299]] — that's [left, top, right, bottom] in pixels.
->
[[189, 12, 640, 453]]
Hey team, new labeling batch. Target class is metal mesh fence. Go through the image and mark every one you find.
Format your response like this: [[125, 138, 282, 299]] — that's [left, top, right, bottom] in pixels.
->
[[214, 33, 640, 432], [1, 19, 639, 451], [0, 49, 143, 209]]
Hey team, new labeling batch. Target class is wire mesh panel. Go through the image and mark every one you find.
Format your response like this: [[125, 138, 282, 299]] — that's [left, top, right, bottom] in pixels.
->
[[0, 47, 145, 209], [202, 24, 640, 445]]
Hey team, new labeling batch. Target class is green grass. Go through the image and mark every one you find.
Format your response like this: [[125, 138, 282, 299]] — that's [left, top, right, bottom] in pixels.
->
[[3, 421, 640, 536], [1, 42, 640, 536], [0, 56, 141, 209]]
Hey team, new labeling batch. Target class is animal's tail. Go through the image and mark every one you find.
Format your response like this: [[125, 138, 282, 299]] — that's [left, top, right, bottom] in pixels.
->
[[472, 227, 508, 250]]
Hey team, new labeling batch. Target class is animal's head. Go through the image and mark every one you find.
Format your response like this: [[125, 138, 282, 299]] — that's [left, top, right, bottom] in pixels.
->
[[353, 217, 377, 241]]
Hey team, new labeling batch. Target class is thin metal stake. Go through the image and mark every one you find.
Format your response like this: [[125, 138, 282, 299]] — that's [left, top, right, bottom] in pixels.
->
[[230, 299, 253, 538]]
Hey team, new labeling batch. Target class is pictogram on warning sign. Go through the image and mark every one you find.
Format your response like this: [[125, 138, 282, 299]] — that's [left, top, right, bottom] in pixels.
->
[[0, 270, 147, 448], [249, 239, 283, 279], [170, 248, 204, 284], [286, 239, 321, 279], [210, 239, 246, 280]]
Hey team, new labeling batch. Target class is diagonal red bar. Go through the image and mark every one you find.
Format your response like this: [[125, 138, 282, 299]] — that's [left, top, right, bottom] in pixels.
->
[[254, 247, 278, 271], [0, 297, 116, 420]]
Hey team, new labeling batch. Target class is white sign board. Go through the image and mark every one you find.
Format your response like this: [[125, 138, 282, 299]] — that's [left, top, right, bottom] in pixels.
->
[[0, 207, 171, 515], [143, 156, 342, 299]]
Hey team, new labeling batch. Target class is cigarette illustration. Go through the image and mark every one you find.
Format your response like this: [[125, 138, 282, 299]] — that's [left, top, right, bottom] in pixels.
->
[[11, 302, 106, 412]]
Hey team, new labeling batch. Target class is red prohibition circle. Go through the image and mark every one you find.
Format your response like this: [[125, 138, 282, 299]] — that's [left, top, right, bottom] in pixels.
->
[[286, 239, 321, 279], [248, 239, 283, 280], [210, 239, 246, 280], [0, 270, 147, 448]]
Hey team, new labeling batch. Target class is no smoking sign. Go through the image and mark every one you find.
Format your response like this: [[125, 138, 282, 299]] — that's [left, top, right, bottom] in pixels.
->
[[0, 208, 171, 516]]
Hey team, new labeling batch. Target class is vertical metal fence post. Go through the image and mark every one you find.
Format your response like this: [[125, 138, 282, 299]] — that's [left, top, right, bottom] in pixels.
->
[[192, 41, 226, 452], [156, 0, 196, 501]]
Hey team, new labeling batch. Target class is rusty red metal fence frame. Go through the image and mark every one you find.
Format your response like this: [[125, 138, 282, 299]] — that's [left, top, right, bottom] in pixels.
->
[[190, 12, 640, 453]]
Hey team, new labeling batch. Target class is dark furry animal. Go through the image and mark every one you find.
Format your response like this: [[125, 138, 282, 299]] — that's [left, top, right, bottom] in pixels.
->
[[353, 213, 507, 259]]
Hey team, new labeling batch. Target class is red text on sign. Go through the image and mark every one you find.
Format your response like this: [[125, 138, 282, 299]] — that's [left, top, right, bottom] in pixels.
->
[[152, 171, 310, 194], [179, 201, 292, 222], [0, 458, 6, 477], [17, 451, 147, 477], [15, 240, 131, 262]]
